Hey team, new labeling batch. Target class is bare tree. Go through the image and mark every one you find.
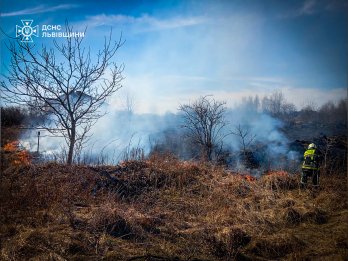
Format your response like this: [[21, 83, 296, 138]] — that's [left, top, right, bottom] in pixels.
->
[[179, 96, 227, 161], [241, 95, 261, 112], [321, 136, 336, 174], [262, 91, 296, 118], [1, 24, 124, 164], [231, 124, 256, 158], [319, 99, 347, 124]]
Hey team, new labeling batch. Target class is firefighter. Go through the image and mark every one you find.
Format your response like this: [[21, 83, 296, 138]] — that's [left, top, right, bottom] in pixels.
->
[[301, 143, 321, 189]]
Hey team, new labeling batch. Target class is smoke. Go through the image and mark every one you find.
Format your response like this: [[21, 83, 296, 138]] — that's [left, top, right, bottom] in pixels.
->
[[20, 107, 180, 163], [20, 99, 301, 171], [223, 104, 300, 172], [83, 109, 179, 160], [225, 105, 288, 153]]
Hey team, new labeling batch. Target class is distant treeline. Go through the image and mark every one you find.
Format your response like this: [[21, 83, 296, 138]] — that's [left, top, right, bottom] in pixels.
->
[[1, 93, 346, 127], [239, 92, 347, 124], [0, 106, 45, 127]]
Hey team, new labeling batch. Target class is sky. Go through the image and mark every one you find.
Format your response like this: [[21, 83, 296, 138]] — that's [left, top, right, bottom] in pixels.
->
[[1, 0, 347, 114]]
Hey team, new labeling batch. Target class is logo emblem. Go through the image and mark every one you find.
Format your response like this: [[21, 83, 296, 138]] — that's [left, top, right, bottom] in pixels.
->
[[16, 20, 39, 42]]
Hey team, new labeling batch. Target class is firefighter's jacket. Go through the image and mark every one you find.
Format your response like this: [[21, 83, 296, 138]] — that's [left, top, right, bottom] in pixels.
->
[[302, 148, 321, 170]]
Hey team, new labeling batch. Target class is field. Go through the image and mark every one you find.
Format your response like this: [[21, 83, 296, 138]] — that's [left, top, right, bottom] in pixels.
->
[[1, 148, 347, 260], [1, 1, 347, 259]]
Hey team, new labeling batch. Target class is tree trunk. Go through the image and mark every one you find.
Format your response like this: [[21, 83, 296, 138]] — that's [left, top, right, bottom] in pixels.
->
[[206, 142, 212, 161], [67, 124, 76, 165]]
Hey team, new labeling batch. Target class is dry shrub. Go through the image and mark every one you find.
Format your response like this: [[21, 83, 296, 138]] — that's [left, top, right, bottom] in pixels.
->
[[250, 234, 306, 259], [88, 203, 134, 239], [207, 227, 251, 258], [207, 170, 254, 198], [260, 171, 298, 190], [103, 153, 204, 198], [134, 215, 163, 235], [0, 227, 76, 261], [280, 199, 296, 208], [303, 208, 328, 224], [118, 160, 150, 172], [0, 163, 102, 228], [283, 207, 303, 225], [147, 153, 201, 189]]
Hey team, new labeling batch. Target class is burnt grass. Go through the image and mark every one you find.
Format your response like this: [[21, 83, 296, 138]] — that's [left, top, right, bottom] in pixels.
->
[[0, 152, 347, 260]]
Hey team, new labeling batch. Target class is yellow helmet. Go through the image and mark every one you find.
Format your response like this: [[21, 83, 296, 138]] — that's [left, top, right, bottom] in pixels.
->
[[308, 143, 317, 149]]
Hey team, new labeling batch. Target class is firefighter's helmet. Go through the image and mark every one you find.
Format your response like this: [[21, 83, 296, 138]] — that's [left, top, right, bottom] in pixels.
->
[[308, 143, 317, 149]]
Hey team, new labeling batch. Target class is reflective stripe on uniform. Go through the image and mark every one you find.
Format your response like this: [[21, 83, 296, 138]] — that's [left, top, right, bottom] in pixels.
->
[[302, 149, 319, 170]]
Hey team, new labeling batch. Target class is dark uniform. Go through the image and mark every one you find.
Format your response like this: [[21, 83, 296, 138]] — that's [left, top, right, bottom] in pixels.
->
[[301, 143, 321, 188]]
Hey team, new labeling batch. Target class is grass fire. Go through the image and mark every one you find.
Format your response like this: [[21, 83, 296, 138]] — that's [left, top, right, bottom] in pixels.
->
[[0, 1, 347, 260], [0, 100, 347, 260]]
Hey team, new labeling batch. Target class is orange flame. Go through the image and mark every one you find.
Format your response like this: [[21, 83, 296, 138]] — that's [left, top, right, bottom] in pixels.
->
[[3, 141, 31, 165], [244, 175, 256, 182], [3, 141, 19, 152]]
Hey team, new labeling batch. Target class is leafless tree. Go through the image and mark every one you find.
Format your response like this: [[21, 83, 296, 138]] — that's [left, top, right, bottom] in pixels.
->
[[262, 91, 296, 118], [241, 95, 261, 112], [319, 99, 347, 124], [231, 124, 256, 158], [321, 136, 336, 174], [1, 24, 124, 164], [179, 96, 227, 161]]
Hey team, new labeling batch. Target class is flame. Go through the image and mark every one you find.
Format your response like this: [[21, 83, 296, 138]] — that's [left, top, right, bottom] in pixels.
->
[[244, 175, 256, 182], [3, 141, 19, 152], [3, 141, 31, 165]]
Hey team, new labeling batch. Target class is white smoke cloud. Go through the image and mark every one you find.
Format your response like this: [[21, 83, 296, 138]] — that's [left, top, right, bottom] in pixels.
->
[[20, 95, 301, 170]]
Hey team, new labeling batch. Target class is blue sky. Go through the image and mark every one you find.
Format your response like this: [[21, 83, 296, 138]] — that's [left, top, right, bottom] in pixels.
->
[[1, 0, 347, 113]]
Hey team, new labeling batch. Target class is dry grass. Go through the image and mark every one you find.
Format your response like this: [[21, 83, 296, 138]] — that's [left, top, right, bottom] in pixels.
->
[[0, 149, 347, 260]]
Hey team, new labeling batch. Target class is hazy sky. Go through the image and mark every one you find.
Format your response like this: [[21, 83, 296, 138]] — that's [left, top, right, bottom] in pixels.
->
[[1, 0, 347, 114]]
